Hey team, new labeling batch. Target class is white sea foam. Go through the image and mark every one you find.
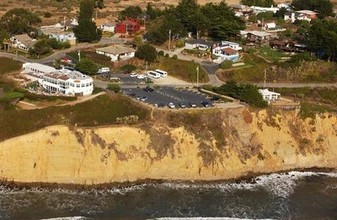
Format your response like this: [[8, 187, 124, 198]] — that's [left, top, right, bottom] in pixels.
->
[[39, 217, 91, 220], [0, 171, 336, 198], [149, 218, 276, 220]]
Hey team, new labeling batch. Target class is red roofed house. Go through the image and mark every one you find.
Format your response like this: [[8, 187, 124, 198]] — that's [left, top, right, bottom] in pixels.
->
[[212, 42, 240, 63], [115, 18, 141, 34]]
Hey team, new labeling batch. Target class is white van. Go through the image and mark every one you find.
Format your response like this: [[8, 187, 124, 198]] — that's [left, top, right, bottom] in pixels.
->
[[98, 67, 110, 73], [155, 69, 168, 77], [147, 71, 161, 79]]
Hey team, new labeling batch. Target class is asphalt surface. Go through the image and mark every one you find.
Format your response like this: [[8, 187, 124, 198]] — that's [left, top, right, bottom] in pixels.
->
[[122, 87, 213, 108]]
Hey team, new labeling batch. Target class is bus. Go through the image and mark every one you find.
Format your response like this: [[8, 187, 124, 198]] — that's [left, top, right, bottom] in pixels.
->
[[155, 69, 168, 77], [147, 71, 161, 79]]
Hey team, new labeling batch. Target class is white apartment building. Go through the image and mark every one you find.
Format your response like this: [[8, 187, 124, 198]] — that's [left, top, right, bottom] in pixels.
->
[[22, 63, 93, 96]]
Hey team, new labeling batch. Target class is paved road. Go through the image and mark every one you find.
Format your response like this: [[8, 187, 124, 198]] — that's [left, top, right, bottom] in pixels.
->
[[0, 36, 123, 64], [254, 82, 337, 88]]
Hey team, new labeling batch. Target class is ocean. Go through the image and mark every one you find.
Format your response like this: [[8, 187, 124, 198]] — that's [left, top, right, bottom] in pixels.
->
[[0, 171, 337, 220]]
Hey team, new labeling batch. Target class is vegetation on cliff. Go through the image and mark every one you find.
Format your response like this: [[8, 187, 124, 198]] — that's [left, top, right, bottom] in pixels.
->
[[0, 94, 150, 142]]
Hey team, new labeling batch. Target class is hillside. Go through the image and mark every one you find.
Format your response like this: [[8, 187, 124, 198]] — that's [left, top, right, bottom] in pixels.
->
[[0, 106, 336, 185]]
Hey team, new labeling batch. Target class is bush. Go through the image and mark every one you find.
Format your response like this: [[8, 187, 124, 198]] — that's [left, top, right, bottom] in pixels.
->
[[44, 12, 52, 18], [120, 64, 137, 73], [157, 50, 164, 56], [107, 83, 120, 93], [175, 40, 185, 48], [220, 60, 233, 69], [172, 54, 178, 59], [213, 81, 268, 108], [164, 53, 169, 58]]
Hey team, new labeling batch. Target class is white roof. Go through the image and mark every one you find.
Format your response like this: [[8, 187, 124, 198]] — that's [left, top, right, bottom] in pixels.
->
[[259, 89, 280, 96], [23, 62, 56, 73], [247, 31, 272, 37], [296, 10, 317, 15]]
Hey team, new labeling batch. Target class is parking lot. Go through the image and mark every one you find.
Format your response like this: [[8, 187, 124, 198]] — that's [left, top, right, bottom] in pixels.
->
[[122, 87, 213, 108]]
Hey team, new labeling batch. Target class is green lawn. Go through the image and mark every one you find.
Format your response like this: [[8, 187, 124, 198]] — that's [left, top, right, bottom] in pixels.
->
[[257, 46, 288, 62], [0, 94, 150, 141], [0, 57, 22, 75], [157, 57, 209, 83]]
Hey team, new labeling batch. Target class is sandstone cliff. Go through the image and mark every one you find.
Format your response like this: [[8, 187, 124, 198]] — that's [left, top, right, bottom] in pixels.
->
[[0, 107, 337, 185]]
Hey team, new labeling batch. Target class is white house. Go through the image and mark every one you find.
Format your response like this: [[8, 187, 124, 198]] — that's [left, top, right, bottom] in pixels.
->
[[99, 22, 116, 33], [39, 26, 77, 45], [185, 39, 214, 50], [212, 47, 240, 63], [259, 89, 280, 102], [220, 41, 242, 51], [10, 34, 36, 52], [96, 45, 136, 62], [251, 5, 279, 14], [240, 30, 272, 42], [284, 10, 318, 23], [22, 63, 93, 96], [23, 62, 56, 77]]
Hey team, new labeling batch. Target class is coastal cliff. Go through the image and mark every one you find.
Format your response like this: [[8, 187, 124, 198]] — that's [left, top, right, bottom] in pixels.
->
[[1, 107, 337, 185]]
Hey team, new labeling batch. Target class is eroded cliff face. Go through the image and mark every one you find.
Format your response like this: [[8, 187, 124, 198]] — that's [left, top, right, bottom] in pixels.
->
[[0, 107, 337, 185]]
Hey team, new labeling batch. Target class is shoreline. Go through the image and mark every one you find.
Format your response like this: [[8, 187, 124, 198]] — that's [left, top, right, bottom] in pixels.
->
[[1, 167, 335, 191]]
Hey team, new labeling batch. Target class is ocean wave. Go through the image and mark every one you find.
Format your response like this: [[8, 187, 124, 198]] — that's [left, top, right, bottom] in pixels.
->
[[0, 171, 336, 198]]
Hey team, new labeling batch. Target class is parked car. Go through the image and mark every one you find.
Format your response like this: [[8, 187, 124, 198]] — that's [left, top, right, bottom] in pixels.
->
[[128, 93, 136, 97], [210, 96, 220, 101], [110, 77, 121, 82], [140, 96, 148, 101], [143, 86, 154, 92], [137, 74, 146, 79], [179, 103, 186, 108], [201, 101, 210, 107], [189, 102, 197, 108], [130, 72, 138, 78], [168, 102, 175, 109]]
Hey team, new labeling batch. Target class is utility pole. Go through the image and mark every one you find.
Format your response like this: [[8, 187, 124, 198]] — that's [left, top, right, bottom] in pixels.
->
[[168, 30, 171, 51], [78, 50, 81, 62], [15, 49, 18, 61], [196, 65, 199, 88], [263, 68, 267, 88]]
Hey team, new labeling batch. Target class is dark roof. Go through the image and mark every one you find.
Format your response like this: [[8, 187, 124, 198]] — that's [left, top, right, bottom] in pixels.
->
[[185, 39, 214, 47], [222, 48, 238, 55]]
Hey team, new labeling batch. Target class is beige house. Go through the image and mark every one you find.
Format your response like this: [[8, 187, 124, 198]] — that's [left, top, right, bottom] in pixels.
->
[[96, 45, 136, 62]]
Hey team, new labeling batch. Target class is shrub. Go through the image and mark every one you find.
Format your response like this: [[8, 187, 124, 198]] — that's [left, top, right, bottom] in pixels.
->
[[175, 40, 185, 48], [172, 54, 178, 59], [120, 64, 137, 73], [220, 60, 233, 69], [44, 12, 52, 18], [157, 50, 164, 56], [107, 83, 120, 93], [164, 53, 169, 58]]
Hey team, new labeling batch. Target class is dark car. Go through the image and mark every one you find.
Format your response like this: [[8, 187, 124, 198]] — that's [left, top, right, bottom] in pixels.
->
[[201, 101, 210, 107], [143, 86, 154, 92], [179, 103, 186, 108], [128, 93, 136, 97], [210, 96, 220, 101]]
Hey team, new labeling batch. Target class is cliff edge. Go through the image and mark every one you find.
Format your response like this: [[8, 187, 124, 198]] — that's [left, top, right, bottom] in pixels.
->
[[1, 107, 337, 185]]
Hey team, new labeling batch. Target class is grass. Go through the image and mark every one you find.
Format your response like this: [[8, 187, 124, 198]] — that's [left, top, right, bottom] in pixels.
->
[[157, 57, 209, 83], [257, 46, 286, 62], [217, 53, 268, 82], [274, 87, 337, 118], [0, 58, 22, 75], [0, 94, 150, 141]]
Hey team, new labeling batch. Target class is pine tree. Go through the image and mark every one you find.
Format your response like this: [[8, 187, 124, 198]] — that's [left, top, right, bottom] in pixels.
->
[[74, 0, 102, 43]]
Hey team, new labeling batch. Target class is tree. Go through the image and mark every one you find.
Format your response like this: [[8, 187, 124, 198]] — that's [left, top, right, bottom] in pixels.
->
[[292, 0, 333, 18], [145, 13, 187, 44], [29, 40, 51, 57], [201, 1, 245, 40], [118, 6, 143, 20], [0, 29, 9, 49], [95, 0, 104, 9], [75, 59, 99, 75], [241, 0, 275, 7], [0, 8, 41, 35], [135, 44, 157, 63], [107, 84, 120, 93], [146, 3, 160, 20], [305, 19, 337, 61], [73, 0, 102, 42]]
